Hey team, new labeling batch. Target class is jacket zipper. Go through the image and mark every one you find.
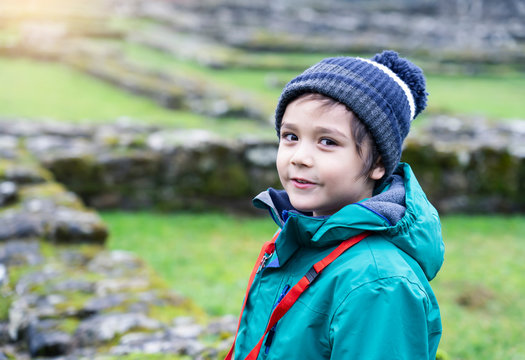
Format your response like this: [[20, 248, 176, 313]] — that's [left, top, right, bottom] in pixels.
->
[[256, 252, 272, 274], [264, 284, 291, 355]]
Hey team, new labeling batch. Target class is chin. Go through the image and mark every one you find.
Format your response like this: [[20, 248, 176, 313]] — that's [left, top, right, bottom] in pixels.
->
[[294, 206, 313, 214], [289, 201, 314, 214]]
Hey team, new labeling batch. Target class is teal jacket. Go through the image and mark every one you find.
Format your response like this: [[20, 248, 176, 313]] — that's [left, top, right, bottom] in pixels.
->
[[234, 163, 444, 360]]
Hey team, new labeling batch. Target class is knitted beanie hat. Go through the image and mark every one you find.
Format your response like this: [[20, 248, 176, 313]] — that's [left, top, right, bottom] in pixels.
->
[[274, 50, 428, 183]]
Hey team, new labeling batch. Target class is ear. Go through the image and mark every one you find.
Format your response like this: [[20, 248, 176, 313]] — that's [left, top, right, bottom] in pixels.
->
[[369, 161, 386, 181]]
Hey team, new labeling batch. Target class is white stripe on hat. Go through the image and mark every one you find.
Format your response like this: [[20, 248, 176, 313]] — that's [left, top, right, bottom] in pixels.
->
[[357, 58, 416, 121]]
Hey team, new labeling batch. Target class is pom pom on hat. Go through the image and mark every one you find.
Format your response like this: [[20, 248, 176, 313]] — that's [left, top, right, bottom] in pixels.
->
[[371, 50, 428, 118], [274, 50, 428, 184]]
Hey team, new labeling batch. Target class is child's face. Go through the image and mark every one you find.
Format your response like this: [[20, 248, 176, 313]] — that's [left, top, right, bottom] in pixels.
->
[[277, 97, 384, 217]]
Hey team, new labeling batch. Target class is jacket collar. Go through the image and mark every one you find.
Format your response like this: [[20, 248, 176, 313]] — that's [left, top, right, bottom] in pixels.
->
[[253, 163, 444, 280], [253, 189, 391, 268]]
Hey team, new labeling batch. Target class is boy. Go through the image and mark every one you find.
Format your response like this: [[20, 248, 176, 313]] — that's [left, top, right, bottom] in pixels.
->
[[227, 51, 444, 359]]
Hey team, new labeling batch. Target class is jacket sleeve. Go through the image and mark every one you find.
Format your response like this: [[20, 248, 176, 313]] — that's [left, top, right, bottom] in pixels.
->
[[329, 276, 438, 360]]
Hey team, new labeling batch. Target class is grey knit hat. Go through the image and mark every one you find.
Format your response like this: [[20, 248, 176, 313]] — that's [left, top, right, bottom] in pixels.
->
[[275, 50, 428, 183]]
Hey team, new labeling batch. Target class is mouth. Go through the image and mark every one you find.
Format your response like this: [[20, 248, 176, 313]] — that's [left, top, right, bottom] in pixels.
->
[[291, 177, 316, 189]]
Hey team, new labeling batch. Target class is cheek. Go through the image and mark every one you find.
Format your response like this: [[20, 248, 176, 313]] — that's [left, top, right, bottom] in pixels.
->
[[275, 147, 287, 175]]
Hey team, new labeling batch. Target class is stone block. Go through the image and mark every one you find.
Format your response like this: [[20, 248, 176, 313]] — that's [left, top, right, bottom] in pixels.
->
[[27, 320, 73, 357], [0, 182, 18, 207], [75, 312, 161, 347]]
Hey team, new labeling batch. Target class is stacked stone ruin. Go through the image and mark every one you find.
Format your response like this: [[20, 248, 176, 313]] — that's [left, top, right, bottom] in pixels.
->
[[137, 0, 525, 66], [0, 121, 240, 359], [2, 116, 525, 217]]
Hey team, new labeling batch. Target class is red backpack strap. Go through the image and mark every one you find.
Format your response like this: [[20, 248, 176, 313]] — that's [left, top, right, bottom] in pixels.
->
[[226, 230, 371, 360], [225, 230, 280, 360]]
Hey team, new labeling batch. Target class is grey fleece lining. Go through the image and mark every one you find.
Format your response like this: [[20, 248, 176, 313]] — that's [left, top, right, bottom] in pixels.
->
[[253, 174, 407, 227], [361, 174, 406, 225]]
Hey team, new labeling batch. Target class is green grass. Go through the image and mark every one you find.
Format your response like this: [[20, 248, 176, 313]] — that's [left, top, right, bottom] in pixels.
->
[[1, 52, 524, 130], [0, 58, 187, 123], [102, 211, 525, 359], [0, 57, 273, 137], [426, 73, 525, 119], [101, 211, 276, 316], [433, 216, 525, 359], [120, 43, 525, 120], [119, 42, 292, 112]]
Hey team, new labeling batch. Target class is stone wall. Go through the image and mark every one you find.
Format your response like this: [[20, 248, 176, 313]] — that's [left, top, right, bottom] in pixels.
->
[[0, 120, 280, 213], [404, 116, 525, 213], [1, 116, 524, 214], [138, 0, 525, 67], [0, 134, 237, 359]]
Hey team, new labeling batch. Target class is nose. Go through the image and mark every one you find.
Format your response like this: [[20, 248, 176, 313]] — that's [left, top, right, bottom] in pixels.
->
[[290, 141, 314, 167]]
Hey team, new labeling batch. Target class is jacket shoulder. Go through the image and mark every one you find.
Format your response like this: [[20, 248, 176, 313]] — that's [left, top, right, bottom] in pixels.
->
[[330, 234, 434, 309], [298, 234, 432, 316]]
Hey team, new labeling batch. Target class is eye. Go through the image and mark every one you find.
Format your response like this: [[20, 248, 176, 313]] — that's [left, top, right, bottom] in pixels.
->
[[320, 138, 337, 146], [282, 132, 298, 142]]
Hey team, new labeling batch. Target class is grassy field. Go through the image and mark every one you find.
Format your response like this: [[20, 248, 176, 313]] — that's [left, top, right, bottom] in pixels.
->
[[0, 57, 272, 137], [1, 56, 524, 130], [101, 212, 274, 316], [121, 43, 525, 120], [101, 211, 525, 360], [0, 58, 187, 123], [426, 73, 525, 119]]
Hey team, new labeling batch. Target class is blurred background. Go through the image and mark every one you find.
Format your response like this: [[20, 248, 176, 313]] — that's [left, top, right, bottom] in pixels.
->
[[1, 0, 524, 359]]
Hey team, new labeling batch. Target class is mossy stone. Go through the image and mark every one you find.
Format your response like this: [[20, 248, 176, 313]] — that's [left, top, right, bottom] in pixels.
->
[[467, 147, 519, 197], [402, 141, 462, 201]]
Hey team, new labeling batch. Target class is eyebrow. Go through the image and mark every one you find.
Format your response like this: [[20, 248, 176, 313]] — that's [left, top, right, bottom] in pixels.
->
[[314, 126, 349, 139], [282, 121, 349, 139], [280, 122, 298, 131]]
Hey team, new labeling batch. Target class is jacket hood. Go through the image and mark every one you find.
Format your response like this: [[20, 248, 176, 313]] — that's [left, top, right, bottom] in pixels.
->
[[253, 163, 444, 280]]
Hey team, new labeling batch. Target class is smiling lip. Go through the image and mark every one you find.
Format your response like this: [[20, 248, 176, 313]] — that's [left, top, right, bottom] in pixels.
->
[[291, 177, 316, 189]]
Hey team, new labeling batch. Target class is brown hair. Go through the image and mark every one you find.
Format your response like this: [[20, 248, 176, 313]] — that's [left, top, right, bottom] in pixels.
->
[[289, 93, 382, 179]]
